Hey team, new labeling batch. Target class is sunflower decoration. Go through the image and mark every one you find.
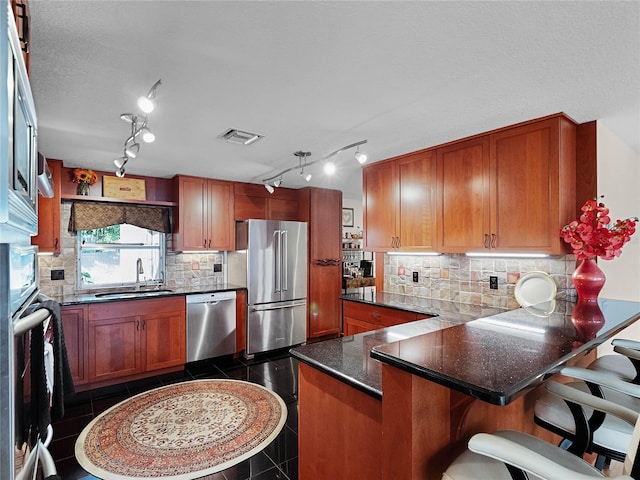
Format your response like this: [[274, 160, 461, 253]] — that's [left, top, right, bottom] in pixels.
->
[[72, 168, 98, 195]]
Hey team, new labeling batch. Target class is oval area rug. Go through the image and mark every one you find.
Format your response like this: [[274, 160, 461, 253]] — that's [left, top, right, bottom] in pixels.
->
[[75, 379, 287, 479]]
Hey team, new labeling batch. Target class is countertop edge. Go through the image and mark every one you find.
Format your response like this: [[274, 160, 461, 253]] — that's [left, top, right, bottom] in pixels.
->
[[291, 349, 382, 400]]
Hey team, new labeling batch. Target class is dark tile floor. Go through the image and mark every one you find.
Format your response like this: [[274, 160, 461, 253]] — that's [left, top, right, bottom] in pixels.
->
[[51, 351, 299, 480]]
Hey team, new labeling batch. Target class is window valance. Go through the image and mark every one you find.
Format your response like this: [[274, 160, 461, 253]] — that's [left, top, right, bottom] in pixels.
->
[[68, 203, 171, 233]]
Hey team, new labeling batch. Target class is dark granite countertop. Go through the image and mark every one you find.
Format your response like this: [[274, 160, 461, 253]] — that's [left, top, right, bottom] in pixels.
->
[[53, 284, 246, 306], [291, 317, 458, 399], [371, 298, 640, 406], [341, 291, 507, 323]]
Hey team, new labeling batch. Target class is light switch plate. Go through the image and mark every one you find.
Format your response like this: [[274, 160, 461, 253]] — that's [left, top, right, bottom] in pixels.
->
[[51, 269, 65, 280], [412, 271, 419, 282], [490, 276, 498, 289]]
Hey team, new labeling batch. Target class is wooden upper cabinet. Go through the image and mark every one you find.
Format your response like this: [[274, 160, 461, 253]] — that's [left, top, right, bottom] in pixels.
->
[[363, 160, 397, 251], [173, 175, 234, 251], [397, 150, 438, 251], [490, 116, 576, 254], [307, 188, 342, 262], [233, 182, 300, 221], [437, 137, 490, 252], [437, 114, 576, 254], [363, 150, 437, 252], [32, 159, 62, 253]]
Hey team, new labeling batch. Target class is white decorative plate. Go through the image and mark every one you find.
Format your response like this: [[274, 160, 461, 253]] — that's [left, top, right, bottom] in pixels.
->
[[514, 271, 557, 307]]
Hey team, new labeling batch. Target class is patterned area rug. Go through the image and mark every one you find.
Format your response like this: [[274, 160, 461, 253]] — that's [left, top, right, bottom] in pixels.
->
[[75, 379, 287, 479]]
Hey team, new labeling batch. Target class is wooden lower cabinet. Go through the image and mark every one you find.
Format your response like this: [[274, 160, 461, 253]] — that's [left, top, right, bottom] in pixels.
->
[[87, 297, 186, 384], [60, 305, 88, 386], [342, 300, 420, 335]]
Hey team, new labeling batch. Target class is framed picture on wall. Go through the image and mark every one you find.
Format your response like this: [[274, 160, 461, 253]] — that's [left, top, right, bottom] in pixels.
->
[[342, 208, 354, 227]]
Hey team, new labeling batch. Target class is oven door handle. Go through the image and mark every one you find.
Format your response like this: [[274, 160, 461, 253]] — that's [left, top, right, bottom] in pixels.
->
[[14, 307, 50, 337]]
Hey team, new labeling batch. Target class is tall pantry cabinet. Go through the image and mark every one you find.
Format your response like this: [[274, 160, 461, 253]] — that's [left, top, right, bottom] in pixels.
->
[[299, 187, 343, 339]]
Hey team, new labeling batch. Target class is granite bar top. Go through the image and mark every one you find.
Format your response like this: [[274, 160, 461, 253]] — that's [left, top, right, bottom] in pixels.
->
[[371, 298, 640, 406], [341, 291, 506, 323], [52, 283, 246, 306], [291, 317, 458, 399]]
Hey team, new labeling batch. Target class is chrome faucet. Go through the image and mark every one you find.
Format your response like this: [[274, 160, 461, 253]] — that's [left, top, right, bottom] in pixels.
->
[[136, 258, 144, 290]]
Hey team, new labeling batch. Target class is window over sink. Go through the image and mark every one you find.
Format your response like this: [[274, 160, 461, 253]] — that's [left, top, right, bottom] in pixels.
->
[[77, 224, 165, 289]]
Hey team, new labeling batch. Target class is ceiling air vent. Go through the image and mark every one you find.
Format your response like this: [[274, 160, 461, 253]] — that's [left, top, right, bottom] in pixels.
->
[[218, 128, 264, 145]]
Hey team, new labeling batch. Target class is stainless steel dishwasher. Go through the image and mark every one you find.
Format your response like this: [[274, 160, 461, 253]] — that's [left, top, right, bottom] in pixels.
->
[[186, 291, 237, 362]]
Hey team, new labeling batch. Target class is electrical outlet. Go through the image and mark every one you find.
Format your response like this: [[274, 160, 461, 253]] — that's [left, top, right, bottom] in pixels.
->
[[489, 276, 498, 290], [51, 269, 65, 280], [412, 271, 419, 282]]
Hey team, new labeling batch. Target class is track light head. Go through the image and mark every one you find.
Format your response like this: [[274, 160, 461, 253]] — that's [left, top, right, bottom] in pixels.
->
[[125, 142, 140, 158], [137, 79, 162, 113], [113, 157, 128, 169], [264, 183, 275, 194], [116, 167, 126, 178], [355, 148, 368, 164], [300, 169, 312, 182], [140, 126, 155, 143], [273, 178, 283, 188]]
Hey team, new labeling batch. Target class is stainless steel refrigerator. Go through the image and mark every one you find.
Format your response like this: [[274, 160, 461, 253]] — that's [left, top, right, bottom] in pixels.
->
[[228, 219, 307, 358]]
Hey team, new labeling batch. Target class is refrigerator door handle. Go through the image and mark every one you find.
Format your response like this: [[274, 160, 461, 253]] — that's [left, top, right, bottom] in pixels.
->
[[250, 301, 306, 312], [281, 230, 288, 292], [273, 229, 281, 293]]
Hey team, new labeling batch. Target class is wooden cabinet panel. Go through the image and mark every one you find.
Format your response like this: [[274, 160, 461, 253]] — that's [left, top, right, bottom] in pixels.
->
[[363, 160, 396, 251], [308, 264, 342, 337], [32, 159, 62, 253], [236, 289, 247, 353], [299, 188, 343, 339], [60, 305, 87, 386], [342, 301, 419, 335], [234, 182, 300, 221], [173, 176, 234, 251], [207, 179, 234, 250], [490, 116, 575, 254], [397, 150, 438, 251], [143, 309, 186, 371], [437, 136, 490, 252], [88, 315, 140, 382]]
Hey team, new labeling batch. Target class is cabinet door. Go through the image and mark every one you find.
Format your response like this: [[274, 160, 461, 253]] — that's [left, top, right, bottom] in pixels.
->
[[235, 194, 268, 220], [397, 150, 437, 251], [142, 310, 186, 371], [490, 117, 571, 253], [32, 159, 61, 253], [363, 161, 397, 251], [88, 316, 141, 382], [343, 317, 377, 336], [437, 136, 490, 253], [175, 176, 208, 251], [308, 263, 342, 338], [269, 198, 300, 221], [60, 305, 87, 386], [309, 188, 342, 262], [207, 179, 235, 250]]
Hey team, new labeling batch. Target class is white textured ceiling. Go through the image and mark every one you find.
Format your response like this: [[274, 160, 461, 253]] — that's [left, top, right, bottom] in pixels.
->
[[28, 1, 640, 199]]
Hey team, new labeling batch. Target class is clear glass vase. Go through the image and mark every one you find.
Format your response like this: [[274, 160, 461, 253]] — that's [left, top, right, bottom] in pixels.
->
[[77, 181, 90, 196]]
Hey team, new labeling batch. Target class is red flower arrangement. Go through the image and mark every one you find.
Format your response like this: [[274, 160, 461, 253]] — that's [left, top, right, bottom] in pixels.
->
[[560, 197, 638, 260], [72, 168, 98, 186]]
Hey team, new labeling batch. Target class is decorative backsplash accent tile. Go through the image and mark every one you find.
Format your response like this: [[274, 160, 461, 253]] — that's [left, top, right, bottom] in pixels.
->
[[39, 204, 225, 297], [384, 253, 576, 309]]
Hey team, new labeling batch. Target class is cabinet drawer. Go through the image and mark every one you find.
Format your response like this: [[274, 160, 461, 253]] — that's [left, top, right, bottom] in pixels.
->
[[343, 301, 418, 327]]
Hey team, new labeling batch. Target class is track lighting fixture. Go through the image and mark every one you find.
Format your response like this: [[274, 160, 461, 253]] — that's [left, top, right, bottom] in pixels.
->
[[261, 140, 367, 193], [114, 80, 162, 177]]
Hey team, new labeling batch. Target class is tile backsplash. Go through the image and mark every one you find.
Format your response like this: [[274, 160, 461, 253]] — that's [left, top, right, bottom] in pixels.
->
[[384, 253, 577, 309], [38, 203, 224, 297]]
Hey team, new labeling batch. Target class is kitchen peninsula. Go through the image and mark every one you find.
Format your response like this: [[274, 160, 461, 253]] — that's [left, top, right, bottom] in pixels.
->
[[291, 294, 640, 479]]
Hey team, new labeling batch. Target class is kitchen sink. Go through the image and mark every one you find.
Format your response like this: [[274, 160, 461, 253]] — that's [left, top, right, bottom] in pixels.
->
[[94, 289, 174, 298]]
